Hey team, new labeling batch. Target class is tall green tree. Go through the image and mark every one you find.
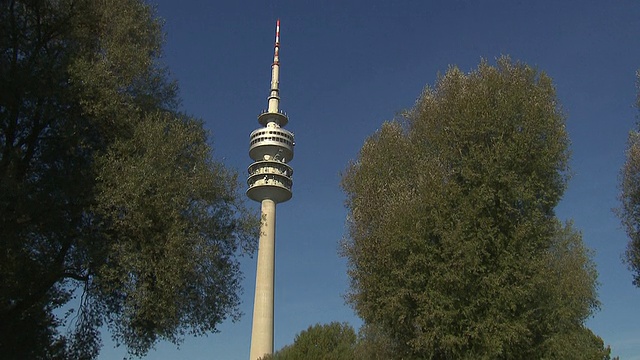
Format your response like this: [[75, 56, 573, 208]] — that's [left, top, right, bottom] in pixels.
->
[[352, 323, 398, 360], [341, 57, 608, 359], [618, 70, 640, 287], [0, 0, 256, 358], [261, 322, 358, 360]]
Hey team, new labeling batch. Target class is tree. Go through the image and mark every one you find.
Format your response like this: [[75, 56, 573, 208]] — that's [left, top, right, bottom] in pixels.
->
[[352, 323, 398, 360], [260, 322, 399, 360], [341, 57, 608, 359], [537, 222, 609, 359], [618, 70, 640, 287], [0, 0, 257, 358], [260, 322, 357, 360]]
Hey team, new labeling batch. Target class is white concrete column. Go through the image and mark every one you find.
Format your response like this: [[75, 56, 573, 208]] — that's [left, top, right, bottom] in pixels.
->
[[249, 199, 276, 360]]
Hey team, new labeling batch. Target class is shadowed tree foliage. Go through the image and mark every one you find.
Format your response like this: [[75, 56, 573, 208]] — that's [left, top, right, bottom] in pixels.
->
[[352, 323, 398, 360], [0, 0, 257, 358], [538, 222, 611, 359], [618, 70, 640, 287], [341, 57, 609, 359]]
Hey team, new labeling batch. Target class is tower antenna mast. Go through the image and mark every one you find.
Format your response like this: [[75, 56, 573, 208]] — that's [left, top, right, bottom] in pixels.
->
[[247, 19, 295, 360]]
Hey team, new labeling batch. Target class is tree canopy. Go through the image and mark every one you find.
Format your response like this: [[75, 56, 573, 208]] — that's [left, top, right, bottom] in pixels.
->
[[260, 322, 396, 360], [341, 57, 609, 359], [0, 0, 256, 358], [261, 322, 358, 360], [618, 70, 640, 287]]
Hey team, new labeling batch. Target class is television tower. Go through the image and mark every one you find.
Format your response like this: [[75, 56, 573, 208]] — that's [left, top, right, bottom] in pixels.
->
[[247, 19, 294, 360]]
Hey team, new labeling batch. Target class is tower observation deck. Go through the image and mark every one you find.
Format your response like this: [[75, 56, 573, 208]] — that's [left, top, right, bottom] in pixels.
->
[[248, 20, 294, 360], [247, 19, 294, 205]]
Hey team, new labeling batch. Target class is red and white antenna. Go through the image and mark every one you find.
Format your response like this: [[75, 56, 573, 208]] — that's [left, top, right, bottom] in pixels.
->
[[273, 19, 280, 64], [268, 19, 281, 113]]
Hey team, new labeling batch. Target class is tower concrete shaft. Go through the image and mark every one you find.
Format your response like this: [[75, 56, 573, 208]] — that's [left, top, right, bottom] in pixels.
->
[[247, 19, 294, 360], [249, 199, 275, 360]]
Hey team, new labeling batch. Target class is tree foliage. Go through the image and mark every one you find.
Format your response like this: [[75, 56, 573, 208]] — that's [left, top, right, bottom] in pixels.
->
[[260, 322, 357, 360], [341, 57, 608, 359], [352, 323, 398, 360], [0, 0, 256, 358], [618, 70, 640, 287]]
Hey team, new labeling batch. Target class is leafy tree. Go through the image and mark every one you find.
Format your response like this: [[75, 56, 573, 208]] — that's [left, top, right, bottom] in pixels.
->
[[0, 0, 256, 358], [341, 57, 608, 359], [618, 70, 640, 287], [536, 222, 609, 359], [352, 323, 398, 360], [261, 322, 357, 360]]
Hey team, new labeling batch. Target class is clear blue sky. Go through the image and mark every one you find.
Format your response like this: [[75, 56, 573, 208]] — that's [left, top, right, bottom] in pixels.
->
[[99, 1, 640, 359]]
